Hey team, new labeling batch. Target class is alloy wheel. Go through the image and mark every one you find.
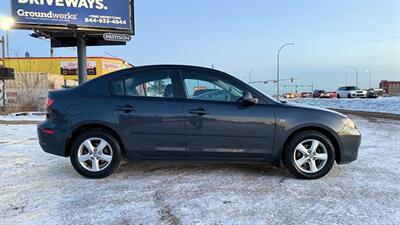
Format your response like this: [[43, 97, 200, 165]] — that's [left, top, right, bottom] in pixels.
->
[[293, 139, 328, 174], [77, 137, 113, 172]]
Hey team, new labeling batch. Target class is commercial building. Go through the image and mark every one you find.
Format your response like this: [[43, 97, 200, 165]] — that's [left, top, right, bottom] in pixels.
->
[[379, 80, 400, 95], [0, 56, 132, 111]]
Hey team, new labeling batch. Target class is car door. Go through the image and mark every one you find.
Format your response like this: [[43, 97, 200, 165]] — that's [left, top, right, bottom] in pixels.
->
[[179, 68, 276, 158], [108, 69, 186, 157]]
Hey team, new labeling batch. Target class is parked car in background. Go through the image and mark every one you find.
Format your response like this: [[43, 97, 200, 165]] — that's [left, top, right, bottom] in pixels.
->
[[313, 90, 326, 98], [337, 86, 367, 98], [301, 92, 312, 98], [320, 91, 337, 98], [366, 89, 378, 98], [38, 65, 361, 180]]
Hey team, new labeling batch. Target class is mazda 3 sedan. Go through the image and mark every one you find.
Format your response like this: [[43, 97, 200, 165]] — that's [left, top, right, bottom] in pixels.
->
[[38, 65, 361, 179]]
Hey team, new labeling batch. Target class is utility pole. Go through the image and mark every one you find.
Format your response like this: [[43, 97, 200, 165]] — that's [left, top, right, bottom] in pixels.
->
[[277, 43, 295, 99]]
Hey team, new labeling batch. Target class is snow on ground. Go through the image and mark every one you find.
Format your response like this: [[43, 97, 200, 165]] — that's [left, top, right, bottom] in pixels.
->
[[0, 112, 46, 122], [288, 96, 400, 115], [0, 117, 399, 225]]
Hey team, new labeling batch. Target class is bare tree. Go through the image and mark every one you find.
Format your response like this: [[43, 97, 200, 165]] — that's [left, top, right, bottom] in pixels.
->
[[9, 52, 48, 111]]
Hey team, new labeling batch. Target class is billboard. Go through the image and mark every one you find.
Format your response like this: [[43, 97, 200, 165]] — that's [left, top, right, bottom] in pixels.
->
[[11, 0, 134, 33]]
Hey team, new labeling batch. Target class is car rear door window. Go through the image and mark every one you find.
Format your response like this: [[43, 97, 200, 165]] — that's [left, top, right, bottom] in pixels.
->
[[110, 70, 175, 98], [110, 79, 124, 96]]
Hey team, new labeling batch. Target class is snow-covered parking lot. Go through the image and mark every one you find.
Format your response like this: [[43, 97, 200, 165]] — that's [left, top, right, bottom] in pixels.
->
[[1, 116, 399, 225], [289, 96, 400, 115]]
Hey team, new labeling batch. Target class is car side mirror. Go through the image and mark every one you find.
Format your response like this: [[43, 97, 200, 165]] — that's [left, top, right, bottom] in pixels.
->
[[238, 91, 258, 105]]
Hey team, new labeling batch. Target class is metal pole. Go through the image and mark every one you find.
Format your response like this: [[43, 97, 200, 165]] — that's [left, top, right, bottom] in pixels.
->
[[6, 31, 9, 57], [277, 43, 295, 99], [1, 80, 5, 112], [306, 76, 314, 93], [0, 36, 5, 111], [248, 67, 258, 83], [77, 35, 87, 84], [0, 36, 4, 67], [366, 70, 371, 89], [348, 66, 359, 87]]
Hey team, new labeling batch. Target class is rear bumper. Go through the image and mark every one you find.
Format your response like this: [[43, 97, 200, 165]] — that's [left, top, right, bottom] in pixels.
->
[[337, 126, 361, 164], [37, 121, 69, 157]]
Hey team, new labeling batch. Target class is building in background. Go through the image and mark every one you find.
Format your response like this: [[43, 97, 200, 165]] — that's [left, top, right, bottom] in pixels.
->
[[379, 80, 400, 95], [0, 56, 132, 111]]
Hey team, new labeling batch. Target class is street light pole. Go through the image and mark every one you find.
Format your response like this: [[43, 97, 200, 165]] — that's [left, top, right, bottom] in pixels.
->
[[5, 31, 9, 57], [277, 42, 295, 99], [248, 67, 258, 83], [306, 76, 314, 93], [0, 36, 4, 65], [366, 69, 371, 89], [348, 66, 359, 87]]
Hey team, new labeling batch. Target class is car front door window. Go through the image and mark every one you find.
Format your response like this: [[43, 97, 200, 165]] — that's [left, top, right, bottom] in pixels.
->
[[183, 72, 243, 102]]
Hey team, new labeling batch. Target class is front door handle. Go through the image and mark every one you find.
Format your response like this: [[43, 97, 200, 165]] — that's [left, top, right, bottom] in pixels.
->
[[116, 105, 136, 113], [188, 108, 209, 116]]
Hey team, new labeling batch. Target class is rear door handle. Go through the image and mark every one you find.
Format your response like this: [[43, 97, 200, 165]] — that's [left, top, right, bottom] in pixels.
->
[[188, 108, 209, 116], [116, 105, 136, 113]]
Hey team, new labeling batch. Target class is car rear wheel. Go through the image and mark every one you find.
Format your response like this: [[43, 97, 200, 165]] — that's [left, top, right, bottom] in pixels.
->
[[70, 129, 122, 179], [283, 130, 335, 179], [337, 94, 341, 98]]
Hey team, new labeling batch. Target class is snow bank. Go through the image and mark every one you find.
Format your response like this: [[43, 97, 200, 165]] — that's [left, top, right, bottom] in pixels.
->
[[289, 96, 400, 114], [0, 112, 46, 122]]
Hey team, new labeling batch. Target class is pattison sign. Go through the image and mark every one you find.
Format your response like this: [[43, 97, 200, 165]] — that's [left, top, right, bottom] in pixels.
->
[[11, 0, 134, 33]]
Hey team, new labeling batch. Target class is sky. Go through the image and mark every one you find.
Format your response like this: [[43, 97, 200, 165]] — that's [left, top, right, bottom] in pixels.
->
[[0, 0, 399, 94]]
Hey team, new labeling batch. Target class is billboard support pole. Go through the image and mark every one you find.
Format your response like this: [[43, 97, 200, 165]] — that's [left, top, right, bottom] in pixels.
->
[[77, 35, 87, 84]]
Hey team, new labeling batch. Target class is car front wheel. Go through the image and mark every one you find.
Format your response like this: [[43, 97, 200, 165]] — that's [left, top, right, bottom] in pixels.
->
[[70, 129, 122, 179], [283, 130, 335, 179]]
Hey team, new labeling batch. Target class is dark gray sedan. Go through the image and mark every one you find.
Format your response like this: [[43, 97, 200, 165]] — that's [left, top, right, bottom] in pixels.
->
[[38, 65, 361, 179]]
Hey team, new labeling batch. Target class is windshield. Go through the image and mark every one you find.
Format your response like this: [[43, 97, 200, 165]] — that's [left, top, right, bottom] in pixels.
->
[[346, 86, 360, 90]]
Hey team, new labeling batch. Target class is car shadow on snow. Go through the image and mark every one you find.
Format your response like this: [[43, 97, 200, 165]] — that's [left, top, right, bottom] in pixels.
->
[[114, 160, 292, 179]]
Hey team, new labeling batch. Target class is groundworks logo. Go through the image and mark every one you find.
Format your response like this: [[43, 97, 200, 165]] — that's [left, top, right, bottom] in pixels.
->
[[17, 10, 78, 20]]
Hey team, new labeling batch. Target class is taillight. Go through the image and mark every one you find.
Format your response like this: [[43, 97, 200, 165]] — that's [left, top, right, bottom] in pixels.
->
[[46, 97, 54, 109]]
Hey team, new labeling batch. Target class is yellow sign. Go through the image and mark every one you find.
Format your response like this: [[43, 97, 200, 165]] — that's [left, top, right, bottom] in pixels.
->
[[3, 56, 131, 80]]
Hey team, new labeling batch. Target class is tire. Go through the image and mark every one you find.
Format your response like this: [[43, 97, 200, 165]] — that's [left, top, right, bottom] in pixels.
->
[[283, 130, 335, 179], [337, 94, 340, 99], [70, 129, 122, 179], [347, 93, 352, 98]]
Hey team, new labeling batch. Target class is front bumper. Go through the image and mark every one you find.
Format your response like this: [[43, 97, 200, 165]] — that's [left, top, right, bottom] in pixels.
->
[[351, 92, 367, 97], [337, 125, 361, 164], [37, 120, 69, 157]]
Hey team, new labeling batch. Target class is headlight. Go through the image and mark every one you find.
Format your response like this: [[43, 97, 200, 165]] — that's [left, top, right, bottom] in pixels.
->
[[341, 117, 356, 128]]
